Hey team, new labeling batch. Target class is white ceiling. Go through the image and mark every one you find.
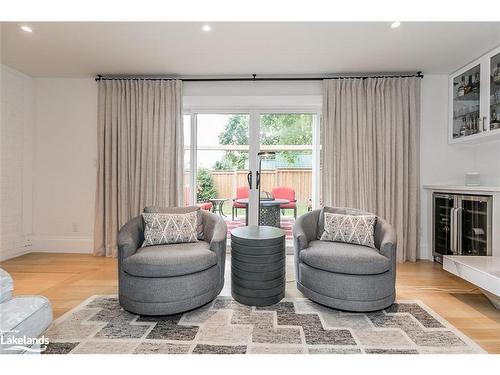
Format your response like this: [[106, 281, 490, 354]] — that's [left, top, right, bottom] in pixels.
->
[[2, 22, 500, 77]]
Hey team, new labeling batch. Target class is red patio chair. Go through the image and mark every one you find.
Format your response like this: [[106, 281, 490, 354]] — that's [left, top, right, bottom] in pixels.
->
[[197, 201, 213, 211], [272, 187, 297, 219], [232, 186, 249, 220]]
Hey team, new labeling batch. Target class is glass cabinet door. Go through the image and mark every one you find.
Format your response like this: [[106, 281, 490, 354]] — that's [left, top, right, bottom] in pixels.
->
[[452, 64, 481, 139], [490, 52, 500, 131], [458, 196, 492, 256], [433, 194, 454, 258]]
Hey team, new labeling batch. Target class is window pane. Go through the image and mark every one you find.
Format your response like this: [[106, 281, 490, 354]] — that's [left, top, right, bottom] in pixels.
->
[[259, 113, 313, 218], [196, 114, 249, 217]]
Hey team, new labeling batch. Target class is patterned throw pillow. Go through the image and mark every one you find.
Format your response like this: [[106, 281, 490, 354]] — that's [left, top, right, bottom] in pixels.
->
[[320, 213, 376, 248], [142, 211, 198, 247], [143, 206, 204, 240]]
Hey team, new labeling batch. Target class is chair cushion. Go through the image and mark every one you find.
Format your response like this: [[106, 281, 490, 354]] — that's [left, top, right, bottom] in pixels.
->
[[317, 207, 372, 239], [144, 206, 204, 240], [232, 201, 246, 208], [0, 296, 52, 354], [320, 213, 376, 248], [123, 241, 217, 277], [0, 268, 13, 303], [197, 202, 213, 211], [300, 240, 390, 275], [142, 211, 198, 247]]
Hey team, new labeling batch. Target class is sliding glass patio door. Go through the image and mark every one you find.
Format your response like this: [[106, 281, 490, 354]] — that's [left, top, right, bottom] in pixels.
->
[[184, 111, 319, 228], [258, 113, 314, 226]]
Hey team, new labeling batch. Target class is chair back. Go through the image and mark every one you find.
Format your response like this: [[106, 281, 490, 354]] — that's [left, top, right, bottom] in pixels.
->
[[272, 186, 295, 201], [235, 186, 249, 199]]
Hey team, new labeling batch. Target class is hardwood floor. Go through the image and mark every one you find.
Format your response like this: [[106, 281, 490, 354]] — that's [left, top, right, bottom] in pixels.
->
[[1, 252, 499, 353]]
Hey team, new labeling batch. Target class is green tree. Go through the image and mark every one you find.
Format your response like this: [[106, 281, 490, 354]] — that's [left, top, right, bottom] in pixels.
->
[[216, 114, 313, 169], [215, 115, 249, 170], [260, 114, 312, 163], [197, 168, 217, 202]]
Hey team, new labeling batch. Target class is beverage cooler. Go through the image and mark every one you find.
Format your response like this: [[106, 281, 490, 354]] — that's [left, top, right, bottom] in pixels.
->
[[433, 193, 492, 263]]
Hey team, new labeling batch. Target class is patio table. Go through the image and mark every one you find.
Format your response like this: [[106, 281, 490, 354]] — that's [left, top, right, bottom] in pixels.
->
[[209, 198, 228, 217], [234, 198, 289, 228]]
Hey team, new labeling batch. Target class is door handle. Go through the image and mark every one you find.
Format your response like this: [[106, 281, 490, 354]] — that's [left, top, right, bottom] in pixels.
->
[[247, 171, 253, 189], [256, 171, 261, 190], [451, 207, 460, 255], [482, 116, 487, 131], [450, 207, 456, 255], [456, 207, 463, 255]]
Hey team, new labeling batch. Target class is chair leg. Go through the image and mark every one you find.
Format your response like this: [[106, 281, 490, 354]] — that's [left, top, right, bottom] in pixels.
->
[[294, 207, 297, 219], [232, 207, 235, 221]]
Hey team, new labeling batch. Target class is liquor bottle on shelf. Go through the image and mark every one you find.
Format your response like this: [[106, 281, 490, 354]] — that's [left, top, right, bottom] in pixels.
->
[[494, 63, 500, 84], [474, 72, 480, 92], [460, 117, 467, 136], [457, 76, 465, 97], [468, 115, 474, 135], [464, 75, 472, 94]]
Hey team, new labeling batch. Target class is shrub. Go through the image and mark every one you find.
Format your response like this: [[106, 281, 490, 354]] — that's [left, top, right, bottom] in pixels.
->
[[197, 168, 217, 202]]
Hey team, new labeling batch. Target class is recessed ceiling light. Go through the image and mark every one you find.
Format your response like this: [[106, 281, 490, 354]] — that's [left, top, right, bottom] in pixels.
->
[[20, 25, 33, 33], [202, 25, 211, 32], [390, 21, 401, 29]]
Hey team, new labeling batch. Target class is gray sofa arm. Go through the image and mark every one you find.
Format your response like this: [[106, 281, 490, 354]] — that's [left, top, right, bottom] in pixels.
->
[[0, 268, 13, 303], [201, 210, 227, 251], [374, 217, 397, 263], [201, 210, 227, 286], [117, 215, 144, 262], [293, 209, 321, 251]]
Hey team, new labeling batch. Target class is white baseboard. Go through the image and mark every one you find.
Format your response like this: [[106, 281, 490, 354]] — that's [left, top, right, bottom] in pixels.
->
[[32, 235, 93, 254], [0, 247, 32, 261]]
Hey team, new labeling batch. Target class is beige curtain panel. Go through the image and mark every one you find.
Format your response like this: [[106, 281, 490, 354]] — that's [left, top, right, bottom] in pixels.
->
[[322, 77, 420, 262], [94, 79, 184, 257]]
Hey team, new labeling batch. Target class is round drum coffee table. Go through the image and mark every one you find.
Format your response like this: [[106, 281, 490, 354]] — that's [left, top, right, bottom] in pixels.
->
[[231, 225, 286, 307]]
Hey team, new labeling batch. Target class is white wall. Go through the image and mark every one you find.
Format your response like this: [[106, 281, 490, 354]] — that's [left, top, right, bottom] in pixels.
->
[[32, 78, 97, 253], [0, 65, 34, 261], [419, 74, 500, 260], [472, 141, 500, 186], [419, 75, 476, 259]]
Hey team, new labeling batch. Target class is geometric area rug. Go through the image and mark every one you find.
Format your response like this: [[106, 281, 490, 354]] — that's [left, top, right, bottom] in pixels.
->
[[43, 295, 485, 354]]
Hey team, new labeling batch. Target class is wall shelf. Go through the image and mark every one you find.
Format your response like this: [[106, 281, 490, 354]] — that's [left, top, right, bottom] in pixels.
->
[[449, 45, 500, 145]]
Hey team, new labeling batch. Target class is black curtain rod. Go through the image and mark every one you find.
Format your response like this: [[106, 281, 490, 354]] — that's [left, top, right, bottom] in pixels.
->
[[95, 72, 424, 82]]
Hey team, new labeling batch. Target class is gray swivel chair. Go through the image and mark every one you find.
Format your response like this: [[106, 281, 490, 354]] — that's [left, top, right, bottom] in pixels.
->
[[293, 207, 397, 312], [117, 208, 227, 315], [0, 268, 52, 354]]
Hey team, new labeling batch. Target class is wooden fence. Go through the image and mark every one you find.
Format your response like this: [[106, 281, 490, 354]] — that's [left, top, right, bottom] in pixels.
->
[[210, 169, 312, 204]]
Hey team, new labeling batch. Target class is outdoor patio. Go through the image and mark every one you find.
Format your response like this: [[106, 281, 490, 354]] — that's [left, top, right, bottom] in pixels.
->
[[225, 215, 295, 241]]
